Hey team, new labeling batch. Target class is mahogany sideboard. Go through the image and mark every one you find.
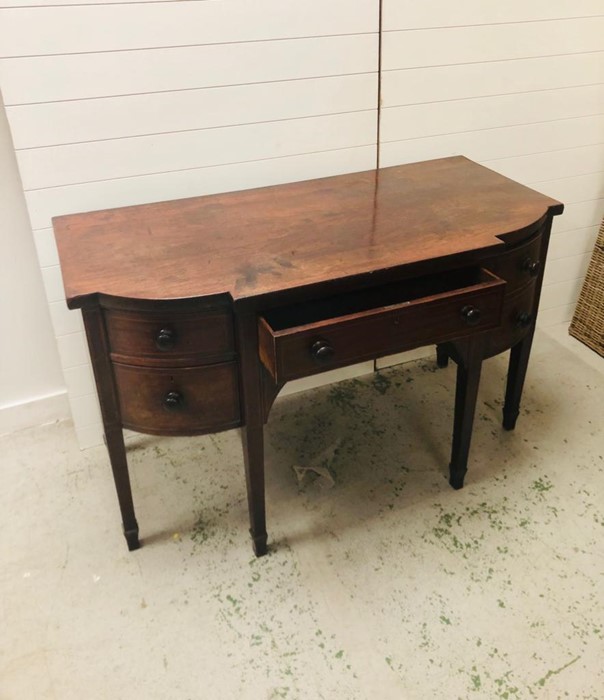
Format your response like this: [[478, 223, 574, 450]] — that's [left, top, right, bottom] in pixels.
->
[[53, 156, 563, 556]]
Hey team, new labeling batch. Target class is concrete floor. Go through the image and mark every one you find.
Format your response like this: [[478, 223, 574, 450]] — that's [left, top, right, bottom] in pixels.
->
[[1, 325, 603, 699]]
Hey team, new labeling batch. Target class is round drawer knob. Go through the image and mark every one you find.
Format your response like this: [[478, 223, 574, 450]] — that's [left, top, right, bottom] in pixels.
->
[[516, 311, 533, 328], [461, 305, 482, 326], [310, 339, 335, 363], [155, 328, 176, 350], [522, 257, 541, 276], [162, 391, 183, 410]]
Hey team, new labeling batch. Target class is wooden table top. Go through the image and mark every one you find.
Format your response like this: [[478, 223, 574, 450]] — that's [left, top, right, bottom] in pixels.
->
[[53, 156, 563, 308]]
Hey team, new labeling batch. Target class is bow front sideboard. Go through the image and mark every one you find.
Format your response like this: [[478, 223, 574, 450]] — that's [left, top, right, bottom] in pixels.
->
[[53, 156, 563, 555]]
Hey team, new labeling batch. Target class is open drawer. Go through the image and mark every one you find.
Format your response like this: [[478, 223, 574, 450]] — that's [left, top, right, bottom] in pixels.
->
[[259, 268, 506, 383]]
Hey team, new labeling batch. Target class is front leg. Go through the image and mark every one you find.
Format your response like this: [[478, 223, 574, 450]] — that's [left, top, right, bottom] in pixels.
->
[[449, 337, 484, 489], [105, 426, 140, 550], [83, 306, 139, 551], [241, 424, 267, 556], [502, 327, 535, 431], [236, 311, 268, 557]]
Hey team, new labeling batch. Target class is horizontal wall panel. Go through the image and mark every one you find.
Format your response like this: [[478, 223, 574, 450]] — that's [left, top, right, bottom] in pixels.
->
[[48, 301, 82, 336], [383, 0, 604, 30], [379, 115, 604, 168], [544, 252, 592, 285], [41, 265, 65, 304], [381, 85, 604, 143], [0, 0, 377, 57], [69, 394, 101, 428], [552, 199, 604, 233], [18, 111, 376, 190], [56, 332, 90, 371], [530, 172, 604, 204], [383, 18, 604, 70], [1, 0, 194, 4], [484, 145, 604, 184], [9, 74, 377, 148], [548, 226, 600, 260], [63, 364, 95, 400], [537, 302, 576, 327], [382, 53, 604, 108], [26, 145, 376, 230], [540, 277, 583, 310], [0, 34, 378, 105], [32, 227, 59, 268]]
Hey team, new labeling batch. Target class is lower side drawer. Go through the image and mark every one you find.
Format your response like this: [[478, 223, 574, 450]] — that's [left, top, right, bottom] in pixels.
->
[[113, 361, 241, 436], [482, 282, 537, 359]]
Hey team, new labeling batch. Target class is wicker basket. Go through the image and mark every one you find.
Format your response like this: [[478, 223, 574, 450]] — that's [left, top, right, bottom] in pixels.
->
[[569, 218, 604, 357]]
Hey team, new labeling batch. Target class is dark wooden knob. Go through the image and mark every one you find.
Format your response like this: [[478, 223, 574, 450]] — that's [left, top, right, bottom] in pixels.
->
[[162, 391, 183, 410], [155, 328, 176, 350], [310, 338, 335, 363], [516, 311, 533, 328], [461, 305, 482, 326], [522, 257, 541, 276]]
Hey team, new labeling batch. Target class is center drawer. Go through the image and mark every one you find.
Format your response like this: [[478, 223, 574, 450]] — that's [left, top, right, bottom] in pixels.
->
[[259, 268, 506, 383]]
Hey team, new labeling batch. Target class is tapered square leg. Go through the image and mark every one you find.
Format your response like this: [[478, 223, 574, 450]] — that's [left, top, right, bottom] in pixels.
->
[[83, 307, 140, 551], [449, 339, 483, 489], [503, 329, 535, 431], [241, 424, 268, 556], [236, 311, 269, 557], [104, 426, 140, 550]]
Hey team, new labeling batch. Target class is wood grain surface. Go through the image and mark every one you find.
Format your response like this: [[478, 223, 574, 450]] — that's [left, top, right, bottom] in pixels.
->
[[53, 156, 563, 307]]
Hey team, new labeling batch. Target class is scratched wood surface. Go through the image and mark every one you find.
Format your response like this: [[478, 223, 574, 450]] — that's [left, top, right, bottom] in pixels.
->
[[53, 156, 563, 307]]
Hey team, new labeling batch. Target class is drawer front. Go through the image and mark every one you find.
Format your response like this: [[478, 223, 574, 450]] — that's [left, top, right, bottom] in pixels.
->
[[260, 272, 506, 383], [105, 308, 234, 367], [113, 362, 241, 435], [485, 231, 543, 293], [483, 282, 537, 359]]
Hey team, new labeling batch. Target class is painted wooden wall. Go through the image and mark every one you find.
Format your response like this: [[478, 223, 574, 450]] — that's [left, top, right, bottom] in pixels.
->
[[379, 1, 604, 330], [1, 0, 601, 446], [0, 0, 379, 447]]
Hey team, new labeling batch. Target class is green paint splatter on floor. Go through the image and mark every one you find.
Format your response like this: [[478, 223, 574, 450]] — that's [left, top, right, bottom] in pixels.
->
[[531, 477, 553, 493], [535, 655, 581, 688], [372, 372, 392, 395]]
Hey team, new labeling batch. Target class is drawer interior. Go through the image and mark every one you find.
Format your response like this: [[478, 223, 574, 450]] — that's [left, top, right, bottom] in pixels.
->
[[263, 267, 498, 332]]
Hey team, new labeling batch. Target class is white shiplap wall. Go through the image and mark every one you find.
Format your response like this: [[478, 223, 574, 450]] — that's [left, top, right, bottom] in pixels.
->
[[1, 0, 602, 447], [0, 0, 379, 447], [380, 2, 604, 334]]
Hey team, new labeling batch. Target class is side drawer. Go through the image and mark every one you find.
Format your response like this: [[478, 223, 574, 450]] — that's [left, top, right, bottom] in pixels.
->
[[483, 282, 538, 359], [113, 361, 241, 436], [259, 268, 506, 383], [484, 230, 543, 293], [105, 308, 235, 367]]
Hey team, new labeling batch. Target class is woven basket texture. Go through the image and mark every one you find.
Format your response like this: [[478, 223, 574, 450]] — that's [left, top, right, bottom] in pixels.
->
[[569, 218, 604, 357]]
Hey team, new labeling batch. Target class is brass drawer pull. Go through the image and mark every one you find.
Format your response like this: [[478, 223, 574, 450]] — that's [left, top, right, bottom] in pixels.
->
[[461, 305, 482, 326], [162, 391, 183, 410], [310, 339, 335, 363]]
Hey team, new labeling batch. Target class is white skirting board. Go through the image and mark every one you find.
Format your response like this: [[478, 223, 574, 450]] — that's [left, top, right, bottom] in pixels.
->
[[0, 389, 70, 437]]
